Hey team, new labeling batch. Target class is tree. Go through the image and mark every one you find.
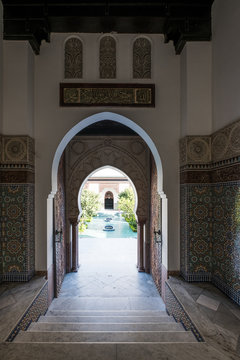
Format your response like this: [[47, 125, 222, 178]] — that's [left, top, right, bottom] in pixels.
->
[[118, 188, 137, 232], [80, 189, 100, 220], [118, 188, 135, 202]]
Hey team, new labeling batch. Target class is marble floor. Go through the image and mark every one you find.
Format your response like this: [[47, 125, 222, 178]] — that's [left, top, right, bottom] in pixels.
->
[[0, 237, 240, 359], [168, 277, 240, 360], [52, 236, 165, 310], [0, 276, 46, 342]]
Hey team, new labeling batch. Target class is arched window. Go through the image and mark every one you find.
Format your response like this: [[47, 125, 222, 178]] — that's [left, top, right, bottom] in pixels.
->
[[133, 37, 151, 79], [64, 37, 83, 79], [105, 191, 114, 209], [99, 36, 116, 79]]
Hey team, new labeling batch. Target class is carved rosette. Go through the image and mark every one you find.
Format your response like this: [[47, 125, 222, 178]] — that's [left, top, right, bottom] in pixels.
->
[[133, 38, 151, 79], [211, 132, 229, 162], [99, 36, 116, 79], [64, 37, 83, 79], [180, 136, 211, 166], [212, 119, 240, 162], [1, 136, 35, 166]]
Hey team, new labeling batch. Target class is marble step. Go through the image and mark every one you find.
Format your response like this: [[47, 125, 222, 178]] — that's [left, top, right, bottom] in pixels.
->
[[29, 322, 184, 332], [49, 297, 166, 311], [46, 310, 167, 317], [38, 315, 175, 324], [0, 342, 228, 360], [14, 330, 197, 343]]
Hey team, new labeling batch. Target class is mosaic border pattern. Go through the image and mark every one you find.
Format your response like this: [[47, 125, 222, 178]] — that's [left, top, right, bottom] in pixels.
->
[[212, 275, 240, 306], [181, 272, 212, 282], [165, 282, 204, 342], [5, 281, 48, 342]]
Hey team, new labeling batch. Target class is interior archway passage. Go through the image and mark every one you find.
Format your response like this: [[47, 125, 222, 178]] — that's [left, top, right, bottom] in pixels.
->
[[105, 191, 114, 209], [64, 134, 150, 274]]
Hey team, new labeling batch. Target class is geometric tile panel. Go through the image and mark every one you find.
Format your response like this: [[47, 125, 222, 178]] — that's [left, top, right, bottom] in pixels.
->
[[180, 184, 212, 282], [0, 184, 35, 282], [6, 281, 48, 342], [180, 120, 240, 306], [165, 282, 204, 342], [212, 181, 240, 305], [0, 134, 35, 283]]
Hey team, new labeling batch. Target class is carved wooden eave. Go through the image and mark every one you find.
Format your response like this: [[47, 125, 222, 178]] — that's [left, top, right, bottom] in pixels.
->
[[2, 0, 214, 55]]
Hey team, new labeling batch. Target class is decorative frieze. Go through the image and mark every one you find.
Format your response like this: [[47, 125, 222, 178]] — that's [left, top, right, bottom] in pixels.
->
[[181, 119, 240, 167], [60, 83, 155, 107]]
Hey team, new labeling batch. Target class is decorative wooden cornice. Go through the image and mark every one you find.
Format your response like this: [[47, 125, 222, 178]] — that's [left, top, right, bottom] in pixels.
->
[[2, 0, 214, 55]]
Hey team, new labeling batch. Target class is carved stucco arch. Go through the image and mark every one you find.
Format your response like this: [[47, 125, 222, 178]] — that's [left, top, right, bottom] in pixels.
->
[[67, 140, 149, 222]]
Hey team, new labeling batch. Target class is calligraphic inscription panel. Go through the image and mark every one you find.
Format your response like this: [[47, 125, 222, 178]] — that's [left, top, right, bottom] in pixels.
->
[[60, 84, 155, 107]]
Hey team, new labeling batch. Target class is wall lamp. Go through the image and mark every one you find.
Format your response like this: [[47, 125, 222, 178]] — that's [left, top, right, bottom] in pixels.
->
[[55, 228, 63, 243], [154, 228, 162, 244]]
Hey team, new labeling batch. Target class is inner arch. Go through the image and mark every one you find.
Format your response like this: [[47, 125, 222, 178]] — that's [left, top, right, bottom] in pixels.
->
[[78, 165, 138, 220]]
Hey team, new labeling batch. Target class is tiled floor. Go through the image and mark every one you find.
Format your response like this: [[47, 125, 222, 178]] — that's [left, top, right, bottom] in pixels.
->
[[54, 236, 165, 310]]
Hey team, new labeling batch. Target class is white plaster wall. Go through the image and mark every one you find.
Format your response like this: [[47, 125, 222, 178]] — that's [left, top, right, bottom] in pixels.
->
[[2, 33, 180, 271], [2, 41, 34, 136], [180, 42, 212, 136], [212, 0, 240, 131]]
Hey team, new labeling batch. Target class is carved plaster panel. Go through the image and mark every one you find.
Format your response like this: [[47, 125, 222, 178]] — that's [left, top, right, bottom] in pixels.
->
[[99, 36, 116, 79], [212, 119, 240, 162], [1, 135, 35, 166], [180, 136, 211, 166], [65, 136, 150, 221], [133, 38, 151, 79], [64, 37, 83, 79]]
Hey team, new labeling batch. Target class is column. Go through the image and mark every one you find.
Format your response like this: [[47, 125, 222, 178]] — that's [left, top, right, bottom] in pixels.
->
[[137, 219, 146, 272], [71, 219, 79, 272]]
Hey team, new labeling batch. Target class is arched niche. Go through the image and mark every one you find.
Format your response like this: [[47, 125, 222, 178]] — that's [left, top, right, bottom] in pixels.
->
[[99, 35, 116, 79], [64, 37, 83, 78], [133, 37, 151, 79]]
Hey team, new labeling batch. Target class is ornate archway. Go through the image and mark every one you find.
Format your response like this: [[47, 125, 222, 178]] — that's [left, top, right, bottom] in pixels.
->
[[49, 112, 167, 300], [65, 136, 150, 273]]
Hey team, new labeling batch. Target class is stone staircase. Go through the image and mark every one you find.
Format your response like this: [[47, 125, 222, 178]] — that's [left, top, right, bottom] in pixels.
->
[[13, 308, 197, 344]]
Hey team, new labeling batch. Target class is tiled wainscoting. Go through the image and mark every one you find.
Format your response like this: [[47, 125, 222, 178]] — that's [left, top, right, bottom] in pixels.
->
[[0, 135, 35, 282], [180, 120, 240, 305]]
